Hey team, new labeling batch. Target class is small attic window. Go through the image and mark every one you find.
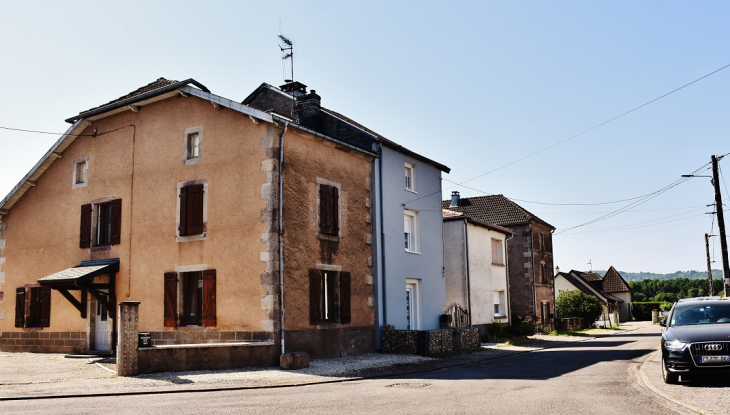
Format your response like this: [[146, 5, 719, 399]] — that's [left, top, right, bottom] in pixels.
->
[[183, 126, 203, 165], [73, 156, 89, 189]]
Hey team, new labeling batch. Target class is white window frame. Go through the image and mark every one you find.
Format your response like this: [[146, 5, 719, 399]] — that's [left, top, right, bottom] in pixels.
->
[[406, 278, 422, 330], [404, 162, 416, 193], [176, 179, 209, 242], [491, 238, 504, 265], [404, 209, 419, 253], [72, 156, 89, 189], [494, 290, 506, 318], [183, 126, 203, 166]]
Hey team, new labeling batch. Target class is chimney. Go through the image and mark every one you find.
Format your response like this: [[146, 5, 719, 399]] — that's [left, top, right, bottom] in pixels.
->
[[279, 81, 308, 97], [295, 89, 321, 125], [450, 191, 460, 208], [555, 266, 560, 275]]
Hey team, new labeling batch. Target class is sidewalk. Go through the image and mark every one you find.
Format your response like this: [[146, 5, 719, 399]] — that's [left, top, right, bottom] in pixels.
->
[[0, 323, 645, 401]]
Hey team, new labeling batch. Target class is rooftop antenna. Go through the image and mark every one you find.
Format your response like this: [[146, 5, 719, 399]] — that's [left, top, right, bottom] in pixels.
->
[[587, 259, 592, 272], [278, 31, 295, 118]]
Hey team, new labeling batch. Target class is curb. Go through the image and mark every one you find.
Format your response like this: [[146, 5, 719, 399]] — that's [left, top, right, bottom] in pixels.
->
[[0, 327, 638, 402], [635, 350, 706, 415]]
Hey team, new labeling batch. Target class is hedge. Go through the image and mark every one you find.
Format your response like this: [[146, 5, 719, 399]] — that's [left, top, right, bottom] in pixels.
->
[[631, 302, 662, 321]]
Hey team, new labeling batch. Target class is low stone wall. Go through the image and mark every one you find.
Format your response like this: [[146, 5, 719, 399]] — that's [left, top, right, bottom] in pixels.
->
[[0, 331, 86, 353], [147, 330, 273, 346], [382, 325, 480, 355], [137, 341, 278, 374]]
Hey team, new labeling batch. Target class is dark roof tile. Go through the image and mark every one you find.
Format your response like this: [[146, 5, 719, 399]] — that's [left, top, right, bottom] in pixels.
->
[[602, 266, 631, 292], [441, 194, 554, 228], [80, 77, 179, 114]]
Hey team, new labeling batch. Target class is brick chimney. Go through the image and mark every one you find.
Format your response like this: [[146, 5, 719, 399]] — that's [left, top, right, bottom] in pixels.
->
[[279, 81, 308, 97], [295, 89, 321, 128]]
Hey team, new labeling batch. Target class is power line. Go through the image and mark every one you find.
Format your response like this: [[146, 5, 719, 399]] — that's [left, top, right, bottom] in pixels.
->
[[406, 63, 730, 206]]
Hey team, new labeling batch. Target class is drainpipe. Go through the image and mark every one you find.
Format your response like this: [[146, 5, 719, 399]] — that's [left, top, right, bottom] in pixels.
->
[[530, 223, 537, 325], [278, 121, 289, 356], [378, 143, 387, 328], [504, 232, 513, 325], [463, 218, 472, 326]]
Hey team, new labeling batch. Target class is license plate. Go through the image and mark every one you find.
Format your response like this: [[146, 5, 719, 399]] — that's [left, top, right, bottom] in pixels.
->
[[699, 355, 730, 364]]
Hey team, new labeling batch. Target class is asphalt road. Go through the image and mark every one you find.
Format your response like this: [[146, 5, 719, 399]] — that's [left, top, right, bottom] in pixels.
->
[[0, 325, 697, 414]]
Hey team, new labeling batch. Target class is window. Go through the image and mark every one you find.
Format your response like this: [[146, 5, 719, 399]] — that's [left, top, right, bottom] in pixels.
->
[[73, 157, 88, 188], [183, 126, 203, 165], [494, 291, 505, 317], [491, 238, 504, 265], [404, 210, 419, 253], [309, 269, 351, 325], [177, 181, 207, 240], [79, 199, 122, 249], [539, 233, 544, 252], [163, 270, 216, 327], [318, 183, 339, 236], [406, 279, 421, 330], [405, 162, 416, 192], [15, 286, 51, 328]]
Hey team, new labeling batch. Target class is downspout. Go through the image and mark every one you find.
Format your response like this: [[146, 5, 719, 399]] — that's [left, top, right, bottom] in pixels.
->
[[278, 121, 289, 356], [504, 232, 513, 325], [378, 143, 387, 327], [464, 219, 472, 326], [530, 223, 537, 325]]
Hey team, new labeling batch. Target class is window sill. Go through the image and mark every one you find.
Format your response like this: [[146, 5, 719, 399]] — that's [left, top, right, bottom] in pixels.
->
[[183, 157, 202, 166], [317, 233, 340, 242], [90, 245, 112, 253], [72, 182, 88, 189], [316, 322, 343, 329], [494, 315, 507, 319], [405, 188, 417, 194], [405, 249, 421, 255], [177, 233, 207, 243], [491, 263, 506, 267]]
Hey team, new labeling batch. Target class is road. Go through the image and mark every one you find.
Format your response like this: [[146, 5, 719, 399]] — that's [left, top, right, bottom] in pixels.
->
[[1, 325, 696, 414]]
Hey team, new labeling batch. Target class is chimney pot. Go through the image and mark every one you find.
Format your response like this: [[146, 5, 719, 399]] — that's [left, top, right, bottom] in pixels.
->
[[450, 191, 460, 208]]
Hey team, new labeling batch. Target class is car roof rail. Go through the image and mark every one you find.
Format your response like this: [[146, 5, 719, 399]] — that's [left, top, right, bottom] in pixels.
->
[[677, 296, 724, 303]]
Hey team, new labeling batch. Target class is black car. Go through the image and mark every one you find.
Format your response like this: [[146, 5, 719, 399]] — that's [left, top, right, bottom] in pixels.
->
[[660, 297, 730, 384]]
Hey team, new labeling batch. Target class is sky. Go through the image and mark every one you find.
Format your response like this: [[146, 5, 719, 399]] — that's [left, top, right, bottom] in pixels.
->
[[1, 1, 729, 274]]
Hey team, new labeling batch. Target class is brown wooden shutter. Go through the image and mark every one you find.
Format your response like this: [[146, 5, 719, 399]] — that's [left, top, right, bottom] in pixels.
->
[[202, 269, 216, 326], [178, 186, 188, 236], [331, 186, 339, 234], [309, 269, 322, 325], [80, 204, 92, 248], [15, 288, 26, 328], [187, 184, 205, 235], [164, 272, 178, 327], [319, 185, 333, 234], [40, 286, 51, 328], [339, 272, 351, 324], [109, 199, 122, 245]]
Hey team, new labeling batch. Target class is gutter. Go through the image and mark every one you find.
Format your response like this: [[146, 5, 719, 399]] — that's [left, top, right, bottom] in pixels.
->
[[278, 121, 289, 356], [272, 115, 378, 158], [464, 218, 472, 326], [378, 142, 387, 331], [504, 232, 514, 325]]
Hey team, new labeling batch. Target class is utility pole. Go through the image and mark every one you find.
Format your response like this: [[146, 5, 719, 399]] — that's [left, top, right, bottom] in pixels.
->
[[705, 233, 715, 296], [711, 155, 730, 297]]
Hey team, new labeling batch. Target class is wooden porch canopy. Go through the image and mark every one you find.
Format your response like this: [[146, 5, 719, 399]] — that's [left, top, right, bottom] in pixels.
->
[[37, 258, 119, 319]]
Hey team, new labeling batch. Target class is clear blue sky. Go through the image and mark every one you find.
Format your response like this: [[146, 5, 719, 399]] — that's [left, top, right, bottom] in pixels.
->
[[2, 1, 729, 274]]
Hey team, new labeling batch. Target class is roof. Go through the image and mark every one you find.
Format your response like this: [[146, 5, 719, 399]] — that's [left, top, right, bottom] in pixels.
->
[[558, 271, 624, 305], [442, 194, 554, 229], [243, 82, 450, 172], [442, 212, 513, 235], [37, 259, 120, 286], [602, 266, 631, 292], [65, 77, 210, 123]]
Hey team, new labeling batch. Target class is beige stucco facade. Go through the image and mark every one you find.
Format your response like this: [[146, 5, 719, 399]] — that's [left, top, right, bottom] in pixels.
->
[[0, 87, 375, 360]]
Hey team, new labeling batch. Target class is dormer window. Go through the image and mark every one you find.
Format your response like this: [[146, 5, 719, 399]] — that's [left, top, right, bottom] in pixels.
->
[[405, 162, 416, 192], [183, 126, 203, 165]]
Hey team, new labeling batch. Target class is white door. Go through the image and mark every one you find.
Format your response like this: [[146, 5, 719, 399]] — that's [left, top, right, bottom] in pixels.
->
[[406, 279, 421, 330], [94, 294, 109, 351]]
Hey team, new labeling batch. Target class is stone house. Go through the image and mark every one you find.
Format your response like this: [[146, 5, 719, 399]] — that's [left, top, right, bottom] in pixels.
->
[[442, 210, 512, 333], [443, 192, 556, 327], [243, 82, 451, 347], [0, 77, 377, 366]]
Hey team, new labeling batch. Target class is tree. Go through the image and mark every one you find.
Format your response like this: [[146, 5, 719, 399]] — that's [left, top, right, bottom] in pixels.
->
[[556, 291, 604, 325]]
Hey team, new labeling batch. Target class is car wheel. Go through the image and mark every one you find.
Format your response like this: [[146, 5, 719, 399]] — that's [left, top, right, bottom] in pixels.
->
[[662, 357, 679, 384]]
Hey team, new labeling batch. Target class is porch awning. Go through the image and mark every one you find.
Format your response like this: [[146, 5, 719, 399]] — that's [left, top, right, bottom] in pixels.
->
[[37, 259, 119, 318], [37, 259, 119, 287]]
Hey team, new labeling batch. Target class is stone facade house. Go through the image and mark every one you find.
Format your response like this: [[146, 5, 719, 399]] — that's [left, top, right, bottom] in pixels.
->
[[0, 77, 377, 367], [443, 192, 556, 327], [243, 81, 451, 347], [442, 210, 512, 333]]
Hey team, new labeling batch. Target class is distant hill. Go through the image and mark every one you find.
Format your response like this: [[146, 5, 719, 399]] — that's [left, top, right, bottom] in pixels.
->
[[592, 269, 723, 282]]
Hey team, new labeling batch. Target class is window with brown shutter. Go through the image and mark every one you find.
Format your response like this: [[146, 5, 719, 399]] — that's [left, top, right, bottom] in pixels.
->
[[15, 287, 25, 328], [179, 184, 205, 236], [339, 272, 351, 324], [202, 269, 216, 327], [39, 287, 51, 328], [309, 269, 322, 325], [164, 272, 178, 327], [318, 184, 339, 236], [109, 199, 122, 245], [80, 204, 92, 248]]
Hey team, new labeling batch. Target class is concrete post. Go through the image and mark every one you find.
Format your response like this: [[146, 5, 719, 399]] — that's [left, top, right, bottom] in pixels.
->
[[651, 309, 659, 324], [117, 301, 140, 376]]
